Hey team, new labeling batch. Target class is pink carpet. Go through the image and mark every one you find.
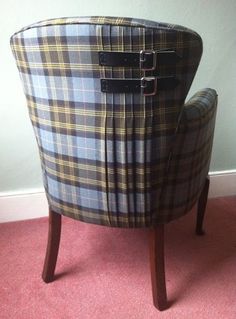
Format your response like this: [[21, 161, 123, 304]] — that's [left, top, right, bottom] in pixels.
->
[[1, 197, 236, 319]]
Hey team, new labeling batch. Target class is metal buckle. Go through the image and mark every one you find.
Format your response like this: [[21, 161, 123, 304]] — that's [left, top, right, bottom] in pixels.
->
[[141, 77, 157, 96], [140, 50, 156, 70]]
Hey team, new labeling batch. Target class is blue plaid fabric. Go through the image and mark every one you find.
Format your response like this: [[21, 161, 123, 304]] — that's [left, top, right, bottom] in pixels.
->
[[10, 17, 217, 227]]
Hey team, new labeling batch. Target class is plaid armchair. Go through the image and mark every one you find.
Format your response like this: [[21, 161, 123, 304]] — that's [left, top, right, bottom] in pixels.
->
[[11, 16, 217, 310]]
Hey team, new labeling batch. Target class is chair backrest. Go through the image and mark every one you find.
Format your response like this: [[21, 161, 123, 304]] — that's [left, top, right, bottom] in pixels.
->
[[11, 16, 203, 227]]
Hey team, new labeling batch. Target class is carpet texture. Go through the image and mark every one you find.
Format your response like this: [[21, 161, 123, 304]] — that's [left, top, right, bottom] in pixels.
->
[[1, 197, 236, 319]]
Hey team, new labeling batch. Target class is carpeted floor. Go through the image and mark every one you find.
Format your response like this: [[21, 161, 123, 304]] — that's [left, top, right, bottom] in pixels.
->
[[1, 197, 236, 319]]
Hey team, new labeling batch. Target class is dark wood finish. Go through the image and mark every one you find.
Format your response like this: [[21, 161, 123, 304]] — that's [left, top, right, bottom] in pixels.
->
[[196, 176, 210, 235], [42, 209, 61, 283], [149, 225, 168, 311]]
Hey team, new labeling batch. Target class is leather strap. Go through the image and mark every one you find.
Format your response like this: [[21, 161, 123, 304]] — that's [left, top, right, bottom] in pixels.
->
[[99, 50, 181, 70], [101, 76, 179, 95]]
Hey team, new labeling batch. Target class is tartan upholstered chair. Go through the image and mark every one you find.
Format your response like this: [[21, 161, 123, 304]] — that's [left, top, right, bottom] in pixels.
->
[[11, 16, 217, 311]]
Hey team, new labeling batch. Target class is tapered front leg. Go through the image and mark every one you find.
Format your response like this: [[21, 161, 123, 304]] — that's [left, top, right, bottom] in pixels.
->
[[196, 176, 210, 235], [42, 209, 61, 283], [149, 225, 168, 311]]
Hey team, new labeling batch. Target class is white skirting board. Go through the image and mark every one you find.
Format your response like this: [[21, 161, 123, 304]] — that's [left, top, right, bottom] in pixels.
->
[[208, 170, 236, 198], [0, 170, 236, 223], [0, 189, 48, 223]]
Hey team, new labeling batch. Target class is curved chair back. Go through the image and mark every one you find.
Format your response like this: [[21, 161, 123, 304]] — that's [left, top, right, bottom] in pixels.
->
[[11, 17, 204, 227]]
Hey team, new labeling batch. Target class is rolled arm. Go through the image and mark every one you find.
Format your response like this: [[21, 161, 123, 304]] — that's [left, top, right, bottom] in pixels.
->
[[181, 88, 217, 126], [158, 88, 217, 222]]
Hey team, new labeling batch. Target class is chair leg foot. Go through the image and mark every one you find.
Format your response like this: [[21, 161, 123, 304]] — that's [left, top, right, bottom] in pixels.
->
[[42, 209, 61, 283], [196, 176, 210, 236], [149, 225, 168, 311]]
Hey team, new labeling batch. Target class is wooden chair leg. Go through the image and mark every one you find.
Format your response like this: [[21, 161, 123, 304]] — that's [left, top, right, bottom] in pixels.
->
[[42, 209, 61, 283], [196, 176, 210, 235], [149, 225, 168, 311]]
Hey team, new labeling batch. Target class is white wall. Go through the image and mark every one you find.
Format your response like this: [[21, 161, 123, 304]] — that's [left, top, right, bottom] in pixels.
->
[[1, 0, 236, 193]]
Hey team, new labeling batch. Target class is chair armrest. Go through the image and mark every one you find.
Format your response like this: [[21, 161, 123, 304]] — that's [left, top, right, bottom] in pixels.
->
[[180, 88, 217, 128], [158, 88, 217, 221], [174, 88, 217, 168]]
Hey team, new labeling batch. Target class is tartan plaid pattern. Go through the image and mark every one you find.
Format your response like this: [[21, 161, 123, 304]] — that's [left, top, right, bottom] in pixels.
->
[[158, 88, 217, 222], [10, 16, 217, 227]]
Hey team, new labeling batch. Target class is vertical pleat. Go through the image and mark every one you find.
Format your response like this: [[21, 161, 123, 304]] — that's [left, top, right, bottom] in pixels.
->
[[121, 26, 131, 226], [143, 27, 148, 225], [146, 28, 154, 225], [130, 27, 137, 226], [97, 25, 111, 225], [110, 26, 120, 226], [128, 26, 136, 226]]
